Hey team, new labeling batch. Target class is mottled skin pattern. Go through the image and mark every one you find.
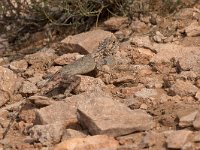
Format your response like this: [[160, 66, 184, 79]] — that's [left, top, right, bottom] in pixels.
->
[[40, 36, 118, 99]]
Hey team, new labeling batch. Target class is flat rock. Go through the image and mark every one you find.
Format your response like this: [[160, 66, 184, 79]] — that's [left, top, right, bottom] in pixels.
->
[[170, 80, 198, 96], [35, 95, 84, 124], [166, 130, 192, 149], [55, 135, 119, 150], [29, 122, 66, 145], [77, 94, 154, 137], [61, 29, 115, 54]]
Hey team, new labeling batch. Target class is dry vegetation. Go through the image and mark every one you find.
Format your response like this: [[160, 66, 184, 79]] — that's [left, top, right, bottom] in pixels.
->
[[0, 0, 197, 46]]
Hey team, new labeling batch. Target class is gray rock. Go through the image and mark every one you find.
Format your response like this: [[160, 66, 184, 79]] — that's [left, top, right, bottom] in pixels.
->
[[77, 94, 154, 137], [61, 129, 87, 141]]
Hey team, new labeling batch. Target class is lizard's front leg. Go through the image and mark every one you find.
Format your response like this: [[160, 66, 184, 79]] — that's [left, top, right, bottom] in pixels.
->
[[43, 75, 81, 100]]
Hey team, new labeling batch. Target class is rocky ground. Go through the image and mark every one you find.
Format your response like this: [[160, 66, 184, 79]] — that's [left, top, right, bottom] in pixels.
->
[[1, 3, 200, 150]]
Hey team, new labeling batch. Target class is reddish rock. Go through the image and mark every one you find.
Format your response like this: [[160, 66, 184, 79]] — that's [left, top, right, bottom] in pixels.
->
[[55, 135, 119, 150], [178, 110, 198, 127], [61, 30, 115, 54]]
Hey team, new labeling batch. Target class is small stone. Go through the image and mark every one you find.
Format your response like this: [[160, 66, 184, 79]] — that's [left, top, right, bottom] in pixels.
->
[[181, 142, 194, 150], [140, 103, 148, 110], [166, 130, 192, 149], [20, 81, 38, 94], [55, 135, 119, 150], [9, 59, 28, 72], [135, 88, 158, 99], [29, 122, 66, 145]]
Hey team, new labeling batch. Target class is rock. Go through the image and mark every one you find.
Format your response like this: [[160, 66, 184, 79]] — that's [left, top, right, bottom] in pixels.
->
[[195, 90, 200, 101], [116, 132, 143, 149], [150, 44, 200, 73], [166, 130, 192, 149], [61, 30, 115, 54], [55, 135, 119, 150], [61, 129, 87, 141], [135, 88, 158, 99], [0, 66, 19, 95], [185, 21, 200, 37], [193, 111, 200, 130], [153, 31, 166, 43], [27, 74, 43, 85], [29, 122, 66, 145], [130, 20, 149, 33], [20, 81, 38, 94], [103, 17, 128, 30], [181, 142, 194, 150], [28, 96, 56, 107], [0, 90, 10, 107], [54, 53, 83, 65], [170, 80, 198, 97], [35, 98, 79, 124], [141, 132, 165, 148], [24, 48, 57, 72], [178, 110, 198, 127], [9, 60, 28, 72], [77, 93, 154, 137], [73, 75, 105, 94]]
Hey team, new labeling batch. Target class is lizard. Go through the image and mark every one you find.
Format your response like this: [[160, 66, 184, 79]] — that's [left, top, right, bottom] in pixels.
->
[[39, 35, 118, 99]]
